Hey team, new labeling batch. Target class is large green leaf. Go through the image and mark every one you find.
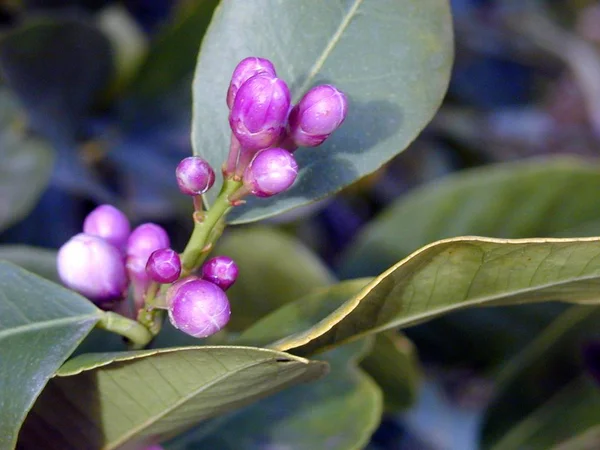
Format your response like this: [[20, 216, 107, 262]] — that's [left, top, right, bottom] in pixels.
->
[[481, 305, 600, 448], [238, 237, 600, 356], [0, 246, 58, 282], [167, 339, 382, 450], [360, 331, 421, 411], [486, 376, 600, 450], [552, 425, 600, 450], [214, 227, 335, 330], [341, 157, 600, 278], [19, 346, 327, 450], [192, 0, 453, 223], [0, 94, 53, 233], [0, 262, 101, 450]]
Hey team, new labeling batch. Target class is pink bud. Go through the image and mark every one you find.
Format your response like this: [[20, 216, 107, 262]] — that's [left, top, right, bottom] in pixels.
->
[[146, 248, 181, 284], [57, 233, 127, 305], [243, 148, 298, 197], [226, 56, 277, 109], [167, 278, 231, 338], [83, 204, 130, 252], [201, 256, 238, 291], [175, 157, 215, 196]]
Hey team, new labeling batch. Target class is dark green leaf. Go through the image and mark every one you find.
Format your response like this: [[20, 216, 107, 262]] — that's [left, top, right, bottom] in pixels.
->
[[19, 346, 328, 450], [360, 332, 421, 411], [0, 262, 101, 450], [130, 0, 219, 98], [0, 246, 58, 282], [214, 227, 335, 330], [238, 237, 600, 356], [481, 305, 600, 448], [167, 339, 382, 450], [192, 0, 453, 223]]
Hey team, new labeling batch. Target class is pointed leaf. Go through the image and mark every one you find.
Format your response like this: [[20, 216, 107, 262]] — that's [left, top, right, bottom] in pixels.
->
[[238, 237, 600, 356], [0, 262, 102, 450], [167, 339, 382, 450], [341, 157, 600, 278], [360, 331, 421, 411], [214, 227, 335, 330], [192, 0, 453, 223], [19, 346, 328, 450]]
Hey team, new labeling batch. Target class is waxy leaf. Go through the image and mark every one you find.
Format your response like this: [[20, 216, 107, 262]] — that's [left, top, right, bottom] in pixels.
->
[[0, 262, 101, 450], [0, 246, 58, 282], [481, 305, 600, 448], [168, 339, 382, 450], [239, 237, 600, 356], [19, 346, 327, 450], [214, 227, 335, 330], [341, 157, 600, 278], [360, 332, 421, 411], [192, 0, 453, 223]]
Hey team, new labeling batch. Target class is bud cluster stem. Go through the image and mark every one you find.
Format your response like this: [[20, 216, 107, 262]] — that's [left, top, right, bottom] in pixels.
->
[[181, 178, 243, 272], [97, 311, 154, 349]]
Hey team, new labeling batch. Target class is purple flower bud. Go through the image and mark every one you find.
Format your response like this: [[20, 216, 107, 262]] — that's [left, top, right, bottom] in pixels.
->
[[127, 223, 170, 263], [126, 223, 170, 309], [146, 248, 181, 284], [175, 157, 215, 196], [57, 233, 127, 305], [288, 85, 348, 147], [243, 148, 298, 197], [226, 57, 277, 109], [167, 278, 231, 338], [83, 204, 130, 252], [229, 74, 291, 151], [201, 256, 239, 291]]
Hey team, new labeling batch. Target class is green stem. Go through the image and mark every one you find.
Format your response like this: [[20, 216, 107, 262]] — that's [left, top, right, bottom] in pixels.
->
[[181, 178, 242, 271], [97, 311, 153, 350]]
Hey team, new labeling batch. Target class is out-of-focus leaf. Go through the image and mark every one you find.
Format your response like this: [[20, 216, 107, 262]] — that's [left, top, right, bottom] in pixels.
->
[[238, 237, 600, 356], [486, 376, 600, 450], [0, 18, 113, 143], [214, 227, 335, 330], [552, 425, 600, 450], [0, 128, 53, 232], [481, 305, 600, 448], [19, 346, 327, 450], [360, 332, 421, 411], [167, 339, 382, 450], [341, 157, 600, 278], [130, 0, 219, 98], [0, 262, 101, 450], [192, 0, 453, 223], [0, 246, 58, 282]]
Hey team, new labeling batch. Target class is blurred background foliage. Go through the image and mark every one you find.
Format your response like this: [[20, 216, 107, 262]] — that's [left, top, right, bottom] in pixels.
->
[[2, 0, 600, 449]]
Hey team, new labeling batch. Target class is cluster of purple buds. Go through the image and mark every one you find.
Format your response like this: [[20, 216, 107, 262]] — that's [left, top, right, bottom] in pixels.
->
[[223, 56, 348, 197], [56, 205, 238, 339]]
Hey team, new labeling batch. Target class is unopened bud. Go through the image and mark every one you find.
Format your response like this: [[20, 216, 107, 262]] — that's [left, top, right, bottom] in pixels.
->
[[243, 148, 298, 197], [176, 157, 215, 196], [201, 256, 238, 291], [146, 248, 181, 284], [226, 56, 276, 109], [83, 204, 130, 253]]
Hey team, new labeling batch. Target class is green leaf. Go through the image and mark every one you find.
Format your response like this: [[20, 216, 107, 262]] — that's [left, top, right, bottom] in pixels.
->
[[238, 237, 600, 356], [481, 305, 600, 448], [19, 346, 328, 450], [192, 0, 453, 223], [486, 376, 600, 450], [167, 339, 382, 450], [214, 227, 335, 330], [130, 0, 219, 98], [0, 262, 101, 450], [0, 246, 58, 282], [360, 332, 421, 411], [341, 157, 600, 278], [552, 425, 600, 450], [0, 93, 53, 232]]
